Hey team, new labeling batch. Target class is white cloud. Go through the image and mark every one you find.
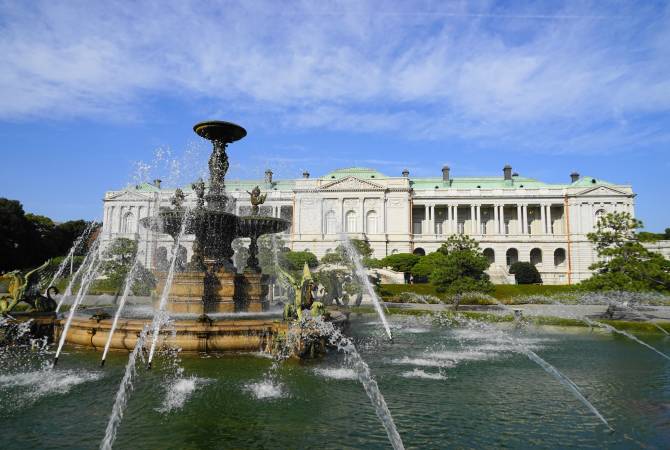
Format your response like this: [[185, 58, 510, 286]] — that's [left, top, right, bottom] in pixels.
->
[[1, 0, 669, 152]]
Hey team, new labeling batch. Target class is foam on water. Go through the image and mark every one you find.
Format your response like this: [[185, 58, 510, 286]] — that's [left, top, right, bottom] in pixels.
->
[[401, 369, 446, 380], [245, 379, 287, 400], [313, 367, 357, 380], [157, 376, 212, 413], [401, 327, 430, 334], [0, 368, 102, 402], [390, 357, 455, 368], [427, 350, 491, 362]]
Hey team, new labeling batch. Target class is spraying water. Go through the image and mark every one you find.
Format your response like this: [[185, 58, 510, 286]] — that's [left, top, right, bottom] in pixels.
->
[[583, 317, 670, 362], [47, 221, 97, 294], [147, 211, 190, 368], [540, 299, 670, 363], [310, 317, 404, 449], [457, 307, 614, 430], [100, 327, 148, 450], [339, 235, 393, 341], [56, 235, 102, 312], [53, 254, 103, 365], [101, 253, 143, 366]]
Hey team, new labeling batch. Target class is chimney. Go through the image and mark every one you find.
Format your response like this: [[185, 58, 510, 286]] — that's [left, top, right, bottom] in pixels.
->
[[570, 172, 580, 183], [503, 165, 512, 181], [153, 179, 162, 189], [264, 169, 273, 184], [442, 165, 450, 182], [402, 168, 409, 178], [302, 170, 310, 179]]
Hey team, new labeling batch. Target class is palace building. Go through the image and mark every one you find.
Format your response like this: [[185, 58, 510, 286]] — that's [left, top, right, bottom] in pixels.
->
[[101, 165, 635, 285]]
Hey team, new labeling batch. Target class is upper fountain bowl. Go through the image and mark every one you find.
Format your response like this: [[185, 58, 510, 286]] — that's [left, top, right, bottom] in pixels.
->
[[193, 121, 247, 143]]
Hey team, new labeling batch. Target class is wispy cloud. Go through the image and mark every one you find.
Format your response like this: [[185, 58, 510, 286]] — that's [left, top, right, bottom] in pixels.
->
[[1, 0, 669, 153]]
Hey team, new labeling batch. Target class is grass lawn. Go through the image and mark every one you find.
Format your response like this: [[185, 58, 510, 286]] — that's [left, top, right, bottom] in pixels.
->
[[377, 283, 577, 302]]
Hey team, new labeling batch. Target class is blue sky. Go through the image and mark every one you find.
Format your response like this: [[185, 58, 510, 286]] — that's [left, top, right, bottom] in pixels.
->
[[0, 0, 669, 231]]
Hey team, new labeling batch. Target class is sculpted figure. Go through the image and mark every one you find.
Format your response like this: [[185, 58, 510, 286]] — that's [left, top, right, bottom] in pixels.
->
[[0, 260, 58, 314], [246, 185, 267, 216]]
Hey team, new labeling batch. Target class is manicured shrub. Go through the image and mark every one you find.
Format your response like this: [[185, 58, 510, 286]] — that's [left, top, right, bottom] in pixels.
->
[[509, 262, 543, 284], [284, 251, 318, 271]]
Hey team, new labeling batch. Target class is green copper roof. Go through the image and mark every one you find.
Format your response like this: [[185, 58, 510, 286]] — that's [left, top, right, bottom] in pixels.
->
[[322, 167, 387, 180], [569, 176, 613, 187], [134, 182, 160, 192], [128, 167, 616, 193]]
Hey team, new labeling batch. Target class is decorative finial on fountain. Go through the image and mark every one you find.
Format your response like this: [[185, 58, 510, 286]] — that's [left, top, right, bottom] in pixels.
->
[[191, 178, 206, 209], [246, 185, 267, 216]]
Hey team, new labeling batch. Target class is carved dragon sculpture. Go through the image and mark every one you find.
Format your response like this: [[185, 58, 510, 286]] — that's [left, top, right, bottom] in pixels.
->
[[279, 262, 325, 321], [0, 260, 58, 314]]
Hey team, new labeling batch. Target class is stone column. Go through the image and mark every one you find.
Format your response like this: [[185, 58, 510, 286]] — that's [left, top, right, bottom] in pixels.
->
[[493, 204, 499, 235], [470, 204, 475, 234], [360, 199, 365, 233], [547, 204, 553, 234], [319, 199, 324, 235], [522, 204, 528, 234], [540, 203, 546, 234], [454, 205, 459, 234], [339, 198, 344, 234], [516, 204, 522, 235], [382, 197, 387, 234]]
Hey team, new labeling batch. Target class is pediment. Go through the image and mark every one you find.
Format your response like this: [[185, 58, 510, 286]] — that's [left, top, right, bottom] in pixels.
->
[[319, 176, 385, 191], [575, 185, 630, 197], [105, 190, 153, 202]]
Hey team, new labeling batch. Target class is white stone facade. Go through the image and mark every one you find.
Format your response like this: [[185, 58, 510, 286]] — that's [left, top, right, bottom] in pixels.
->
[[101, 167, 635, 285]]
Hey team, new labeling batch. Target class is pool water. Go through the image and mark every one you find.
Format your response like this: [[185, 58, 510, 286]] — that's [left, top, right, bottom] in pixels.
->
[[1, 313, 669, 449]]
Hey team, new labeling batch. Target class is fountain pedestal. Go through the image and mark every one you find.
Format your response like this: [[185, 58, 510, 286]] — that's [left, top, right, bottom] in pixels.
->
[[154, 269, 270, 314]]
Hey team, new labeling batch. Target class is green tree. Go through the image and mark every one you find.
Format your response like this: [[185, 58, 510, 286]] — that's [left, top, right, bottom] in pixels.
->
[[100, 238, 155, 295], [0, 198, 40, 270], [320, 251, 344, 265], [509, 262, 543, 284], [581, 212, 670, 292], [349, 238, 373, 258], [380, 253, 420, 273], [284, 251, 318, 271], [429, 234, 494, 294], [411, 251, 448, 280]]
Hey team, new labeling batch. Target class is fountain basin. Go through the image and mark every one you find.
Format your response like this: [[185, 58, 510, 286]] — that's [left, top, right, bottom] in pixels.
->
[[236, 215, 290, 238], [56, 312, 286, 353], [193, 120, 247, 143]]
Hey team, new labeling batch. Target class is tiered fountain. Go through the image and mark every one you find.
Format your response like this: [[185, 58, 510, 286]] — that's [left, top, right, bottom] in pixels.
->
[[60, 121, 295, 353]]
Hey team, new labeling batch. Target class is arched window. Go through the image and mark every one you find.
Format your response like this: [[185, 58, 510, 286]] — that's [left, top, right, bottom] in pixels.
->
[[554, 248, 566, 267], [483, 248, 495, 264], [345, 210, 357, 233], [506, 248, 518, 267], [530, 248, 542, 266], [413, 248, 426, 256], [391, 249, 399, 255], [122, 212, 135, 233], [325, 210, 337, 234], [366, 211, 378, 234], [594, 208, 606, 226]]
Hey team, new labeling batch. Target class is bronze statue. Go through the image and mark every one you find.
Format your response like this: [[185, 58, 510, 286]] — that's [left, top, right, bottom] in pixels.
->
[[191, 178, 206, 209], [0, 260, 58, 314], [246, 185, 267, 216]]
